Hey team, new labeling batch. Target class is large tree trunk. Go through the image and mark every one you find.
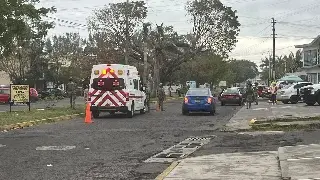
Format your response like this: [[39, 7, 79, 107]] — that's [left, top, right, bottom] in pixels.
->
[[152, 56, 160, 98]]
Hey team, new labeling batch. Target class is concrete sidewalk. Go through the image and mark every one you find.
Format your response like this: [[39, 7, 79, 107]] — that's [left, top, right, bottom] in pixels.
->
[[157, 143, 320, 180], [225, 101, 320, 131], [157, 151, 281, 180], [278, 144, 320, 179]]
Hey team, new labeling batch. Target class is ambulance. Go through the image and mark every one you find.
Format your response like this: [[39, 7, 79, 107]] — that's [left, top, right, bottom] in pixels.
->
[[88, 64, 147, 118]]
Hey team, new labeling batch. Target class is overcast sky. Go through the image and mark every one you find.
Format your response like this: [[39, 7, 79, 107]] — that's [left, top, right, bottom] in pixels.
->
[[38, 0, 320, 67]]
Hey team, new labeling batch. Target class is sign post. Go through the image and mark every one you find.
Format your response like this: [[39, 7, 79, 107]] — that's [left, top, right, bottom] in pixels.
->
[[10, 84, 30, 112]]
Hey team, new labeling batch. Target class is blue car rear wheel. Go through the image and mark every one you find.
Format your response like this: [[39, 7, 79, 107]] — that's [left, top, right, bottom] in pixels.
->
[[182, 109, 189, 115]]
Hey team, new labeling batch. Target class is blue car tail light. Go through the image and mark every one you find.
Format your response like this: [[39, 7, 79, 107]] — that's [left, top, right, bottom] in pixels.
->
[[184, 97, 189, 104]]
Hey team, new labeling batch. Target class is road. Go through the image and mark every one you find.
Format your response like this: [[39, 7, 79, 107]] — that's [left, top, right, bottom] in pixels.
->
[[1, 100, 320, 179]]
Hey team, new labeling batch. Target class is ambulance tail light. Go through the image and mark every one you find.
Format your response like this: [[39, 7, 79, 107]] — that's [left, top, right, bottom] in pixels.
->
[[125, 92, 130, 101]]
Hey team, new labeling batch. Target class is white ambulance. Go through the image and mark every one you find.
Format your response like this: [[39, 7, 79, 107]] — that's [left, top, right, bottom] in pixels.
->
[[88, 64, 147, 118]]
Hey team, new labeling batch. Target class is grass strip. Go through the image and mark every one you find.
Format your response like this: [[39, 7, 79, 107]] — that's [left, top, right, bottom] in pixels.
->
[[0, 105, 85, 126], [253, 116, 320, 124], [250, 123, 320, 131]]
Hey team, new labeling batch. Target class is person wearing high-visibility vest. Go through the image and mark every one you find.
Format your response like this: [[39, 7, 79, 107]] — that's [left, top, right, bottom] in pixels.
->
[[270, 82, 278, 105]]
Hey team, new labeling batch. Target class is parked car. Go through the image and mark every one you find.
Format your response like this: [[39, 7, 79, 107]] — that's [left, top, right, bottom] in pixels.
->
[[257, 85, 267, 97], [0, 88, 10, 103], [30, 88, 39, 102], [302, 84, 320, 106], [277, 82, 313, 104], [39, 88, 66, 99], [182, 88, 216, 115], [220, 87, 244, 106]]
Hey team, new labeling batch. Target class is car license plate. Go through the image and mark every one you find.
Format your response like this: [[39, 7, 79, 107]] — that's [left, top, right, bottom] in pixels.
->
[[195, 100, 200, 103]]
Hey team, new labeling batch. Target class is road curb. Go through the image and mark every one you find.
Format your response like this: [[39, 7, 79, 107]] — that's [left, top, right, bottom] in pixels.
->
[[0, 112, 85, 132], [155, 161, 180, 180]]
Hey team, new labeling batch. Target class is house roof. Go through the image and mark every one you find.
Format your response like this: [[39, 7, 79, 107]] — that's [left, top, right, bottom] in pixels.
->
[[295, 35, 320, 48]]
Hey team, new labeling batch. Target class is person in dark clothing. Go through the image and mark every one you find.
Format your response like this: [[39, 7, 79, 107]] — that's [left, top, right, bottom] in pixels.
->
[[253, 82, 259, 105], [245, 82, 254, 109], [157, 83, 166, 111], [67, 77, 77, 109]]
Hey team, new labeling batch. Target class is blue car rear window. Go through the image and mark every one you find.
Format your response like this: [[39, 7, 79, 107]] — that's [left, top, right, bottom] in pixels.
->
[[186, 89, 209, 96]]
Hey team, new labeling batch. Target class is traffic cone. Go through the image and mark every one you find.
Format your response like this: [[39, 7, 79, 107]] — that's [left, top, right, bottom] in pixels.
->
[[85, 102, 93, 124]]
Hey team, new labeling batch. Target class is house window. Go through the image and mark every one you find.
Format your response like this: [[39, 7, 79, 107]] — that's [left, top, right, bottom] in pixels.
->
[[307, 73, 317, 84], [304, 50, 318, 66], [133, 79, 139, 90]]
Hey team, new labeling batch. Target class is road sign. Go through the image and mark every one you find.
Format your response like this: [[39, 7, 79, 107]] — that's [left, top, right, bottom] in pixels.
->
[[9, 84, 30, 112]]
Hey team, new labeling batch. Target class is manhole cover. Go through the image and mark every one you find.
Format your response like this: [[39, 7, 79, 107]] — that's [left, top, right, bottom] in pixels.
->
[[144, 136, 213, 163]]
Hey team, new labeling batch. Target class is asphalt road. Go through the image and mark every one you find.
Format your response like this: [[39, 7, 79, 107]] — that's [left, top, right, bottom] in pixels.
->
[[1, 100, 320, 180]]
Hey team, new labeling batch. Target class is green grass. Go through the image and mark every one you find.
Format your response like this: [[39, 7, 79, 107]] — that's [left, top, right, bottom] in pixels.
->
[[0, 105, 85, 126], [253, 116, 320, 124], [250, 123, 320, 131]]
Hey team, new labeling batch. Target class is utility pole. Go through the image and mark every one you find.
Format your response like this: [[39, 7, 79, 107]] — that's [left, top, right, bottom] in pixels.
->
[[272, 18, 276, 81], [268, 54, 271, 86], [124, 0, 129, 65]]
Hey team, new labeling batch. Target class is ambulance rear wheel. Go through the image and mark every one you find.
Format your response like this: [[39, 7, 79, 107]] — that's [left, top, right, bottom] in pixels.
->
[[92, 111, 100, 118], [127, 103, 134, 118]]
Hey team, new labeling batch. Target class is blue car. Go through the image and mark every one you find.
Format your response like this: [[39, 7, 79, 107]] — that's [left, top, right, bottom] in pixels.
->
[[182, 88, 216, 115]]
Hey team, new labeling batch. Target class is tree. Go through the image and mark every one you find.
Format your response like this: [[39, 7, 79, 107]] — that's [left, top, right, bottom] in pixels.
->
[[88, 1, 147, 64], [44, 33, 87, 86], [228, 59, 258, 83], [0, 0, 55, 83], [0, 0, 55, 56], [186, 0, 240, 57], [173, 53, 238, 86], [259, 50, 303, 81]]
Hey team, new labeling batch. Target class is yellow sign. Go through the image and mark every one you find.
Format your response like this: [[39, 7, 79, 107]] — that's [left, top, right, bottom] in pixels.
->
[[118, 70, 123, 75], [10, 85, 30, 103]]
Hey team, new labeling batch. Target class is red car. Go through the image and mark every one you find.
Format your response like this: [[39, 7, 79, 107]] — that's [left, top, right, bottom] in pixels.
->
[[0, 88, 10, 103], [0, 87, 39, 103]]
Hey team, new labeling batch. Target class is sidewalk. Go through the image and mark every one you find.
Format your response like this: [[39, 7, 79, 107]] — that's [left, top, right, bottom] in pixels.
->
[[156, 143, 320, 180], [157, 151, 281, 180], [225, 101, 320, 131], [278, 144, 320, 179]]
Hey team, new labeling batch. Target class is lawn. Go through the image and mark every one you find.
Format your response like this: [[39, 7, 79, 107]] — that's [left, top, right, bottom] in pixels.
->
[[0, 106, 85, 126]]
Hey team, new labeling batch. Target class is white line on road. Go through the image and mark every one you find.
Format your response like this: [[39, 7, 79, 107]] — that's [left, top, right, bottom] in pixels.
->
[[0, 144, 6, 147], [36, 146, 76, 151], [252, 108, 268, 111], [271, 106, 292, 109]]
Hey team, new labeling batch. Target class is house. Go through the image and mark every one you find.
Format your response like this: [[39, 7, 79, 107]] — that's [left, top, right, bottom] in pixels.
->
[[0, 71, 11, 85], [295, 35, 320, 84]]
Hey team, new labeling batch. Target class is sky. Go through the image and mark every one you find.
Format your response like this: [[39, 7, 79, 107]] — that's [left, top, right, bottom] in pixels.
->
[[37, 0, 320, 67]]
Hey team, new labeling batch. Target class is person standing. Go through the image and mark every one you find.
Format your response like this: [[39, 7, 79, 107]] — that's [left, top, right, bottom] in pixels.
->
[[253, 82, 259, 105], [67, 77, 77, 109], [270, 82, 278, 105], [245, 82, 254, 109], [157, 83, 166, 111]]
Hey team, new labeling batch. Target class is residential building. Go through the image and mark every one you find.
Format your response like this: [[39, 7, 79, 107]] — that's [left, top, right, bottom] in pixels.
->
[[295, 35, 320, 84], [0, 71, 11, 85]]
